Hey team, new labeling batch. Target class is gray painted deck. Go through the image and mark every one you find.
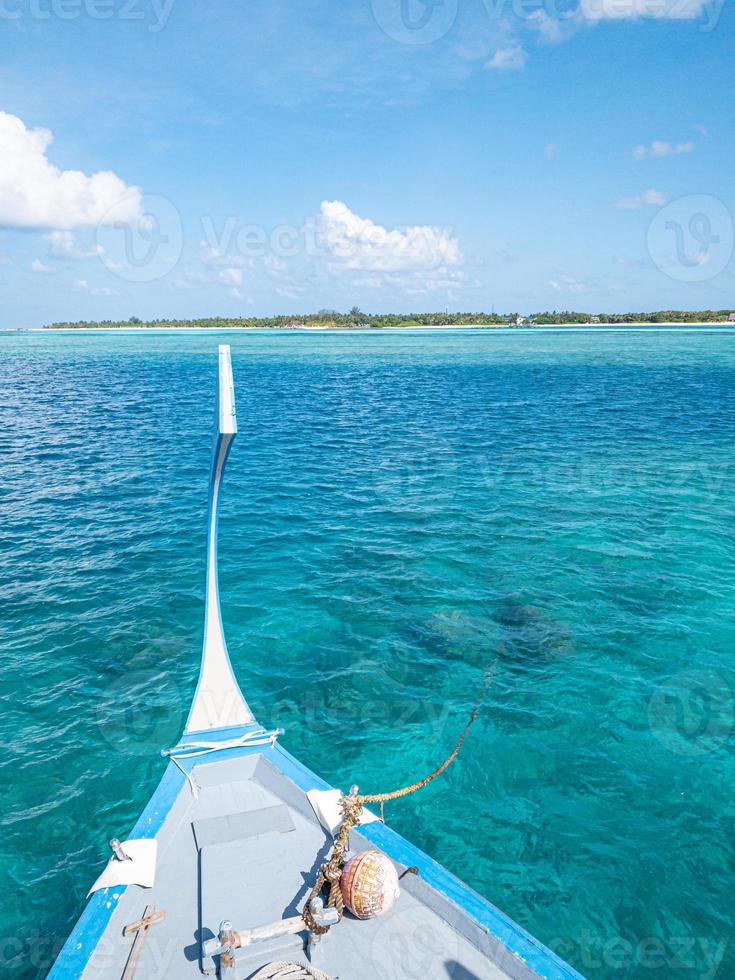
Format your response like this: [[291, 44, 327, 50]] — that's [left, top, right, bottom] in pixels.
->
[[80, 753, 531, 980]]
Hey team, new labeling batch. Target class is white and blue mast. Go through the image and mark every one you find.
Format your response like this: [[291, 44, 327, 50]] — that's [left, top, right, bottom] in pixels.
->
[[164, 346, 280, 782], [185, 344, 253, 734]]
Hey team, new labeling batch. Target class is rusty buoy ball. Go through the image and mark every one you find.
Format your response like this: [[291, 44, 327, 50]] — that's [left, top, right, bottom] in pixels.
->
[[340, 850, 400, 919]]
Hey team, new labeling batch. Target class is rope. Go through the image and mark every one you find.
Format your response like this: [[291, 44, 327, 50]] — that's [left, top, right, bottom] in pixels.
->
[[249, 962, 332, 980], [361, 683, 485, 807], [163, 727, 283, 799], [303, 671, 492, 937]]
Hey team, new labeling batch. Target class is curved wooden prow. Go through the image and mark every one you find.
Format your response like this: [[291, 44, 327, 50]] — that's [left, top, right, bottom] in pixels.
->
[[185, 345, 254, 734]]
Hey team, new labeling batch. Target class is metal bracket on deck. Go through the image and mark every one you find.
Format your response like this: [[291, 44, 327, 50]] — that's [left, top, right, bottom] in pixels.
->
[[203, 900, 339, 978]]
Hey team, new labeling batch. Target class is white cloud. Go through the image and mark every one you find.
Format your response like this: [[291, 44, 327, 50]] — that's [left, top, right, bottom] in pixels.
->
[[615, 188, 668, 209], [197, 243, 254, 292], [349, 268, 474, 297], [396, 268, 473, 297], [546, 274, 589, 293], [274, 285, 303, 300], [200, 242, 222, 265], [72, 278, 118, 297], [579, 0, 709, 19], [487, 45, 529, 71], [218, 267, 244, 287], [350, 275, 383, 289], [45, 230, 104, 258], [0, 111, 142, 230], [173, 268, 207, 289], [633, 140, 694, 159], [264, 254, 289, 276], [199, 241, 254, 269], [484, 0, 714, 58], [527, 9, 583, 42], [263, 254, 305, 299], [614, 255, 651, 268], [31, 259, 54, 274], [318, 200, 463, 273], [544, 142, 559, 160]]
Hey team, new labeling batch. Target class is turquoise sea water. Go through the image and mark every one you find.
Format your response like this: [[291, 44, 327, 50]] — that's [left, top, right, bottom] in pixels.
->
[[1, 328, 734, 979]]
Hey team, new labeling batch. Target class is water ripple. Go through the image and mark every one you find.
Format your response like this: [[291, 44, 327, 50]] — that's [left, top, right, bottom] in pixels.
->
[[1, 329, 734, 979]]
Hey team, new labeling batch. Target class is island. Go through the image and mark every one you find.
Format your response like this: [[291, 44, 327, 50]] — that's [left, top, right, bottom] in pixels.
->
[[45, 309, 735, 330]]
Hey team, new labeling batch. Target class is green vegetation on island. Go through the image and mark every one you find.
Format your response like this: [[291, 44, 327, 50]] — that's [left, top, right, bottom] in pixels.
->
[[45, 308, 735, 330]]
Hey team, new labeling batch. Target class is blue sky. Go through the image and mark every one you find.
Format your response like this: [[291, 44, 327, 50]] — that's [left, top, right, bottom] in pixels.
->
[[0, 0, 733, 325]]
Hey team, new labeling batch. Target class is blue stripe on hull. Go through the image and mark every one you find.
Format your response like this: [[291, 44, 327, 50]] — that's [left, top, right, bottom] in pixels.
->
[[270, 743, 584, 980], [49, 737, 583, 980]]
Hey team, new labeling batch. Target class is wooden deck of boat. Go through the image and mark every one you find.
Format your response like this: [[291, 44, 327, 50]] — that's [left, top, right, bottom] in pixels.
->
[[79, 750, 538, 980]]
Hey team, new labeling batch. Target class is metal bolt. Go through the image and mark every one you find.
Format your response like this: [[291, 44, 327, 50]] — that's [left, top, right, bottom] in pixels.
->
[[109, 838, 132, 862]]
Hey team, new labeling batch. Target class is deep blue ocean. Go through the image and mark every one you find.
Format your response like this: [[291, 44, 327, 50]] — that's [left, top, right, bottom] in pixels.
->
[[1, 328, 734, 979]]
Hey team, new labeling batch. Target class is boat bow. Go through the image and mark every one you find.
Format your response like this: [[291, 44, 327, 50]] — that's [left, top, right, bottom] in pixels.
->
[[48, 346, 586, 980]]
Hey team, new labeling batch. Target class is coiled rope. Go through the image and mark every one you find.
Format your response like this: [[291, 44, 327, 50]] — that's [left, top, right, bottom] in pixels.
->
[[250, 962, 332, 980], [303, 671, 492, 936]]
